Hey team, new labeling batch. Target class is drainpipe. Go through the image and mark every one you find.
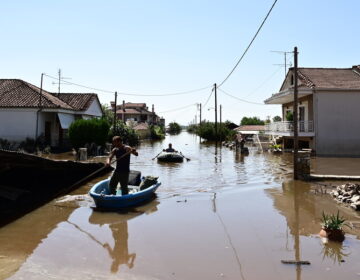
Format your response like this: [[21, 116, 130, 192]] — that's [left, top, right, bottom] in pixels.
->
[[35, 73, 44, 140]]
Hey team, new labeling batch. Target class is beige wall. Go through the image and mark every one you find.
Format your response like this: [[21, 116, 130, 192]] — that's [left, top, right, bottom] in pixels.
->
[[315, 91, 360, 156]]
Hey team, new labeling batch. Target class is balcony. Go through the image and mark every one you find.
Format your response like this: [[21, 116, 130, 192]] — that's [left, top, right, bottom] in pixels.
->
[[265, 121, 314, 136]]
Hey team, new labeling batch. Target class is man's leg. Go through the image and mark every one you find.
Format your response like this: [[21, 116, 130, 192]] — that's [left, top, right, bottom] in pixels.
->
[[109, 172, 120, 194], [119, 172, 130, 195]]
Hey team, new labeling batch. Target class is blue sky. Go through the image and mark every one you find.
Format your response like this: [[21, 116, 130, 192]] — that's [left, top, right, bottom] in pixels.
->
[[1, 0, 359, 125]]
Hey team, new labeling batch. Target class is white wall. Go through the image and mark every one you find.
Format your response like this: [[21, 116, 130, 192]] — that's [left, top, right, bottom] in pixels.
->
[[0, 109, 38, 141], [316, 91, 360, 156], [83, 99, 103, 117]]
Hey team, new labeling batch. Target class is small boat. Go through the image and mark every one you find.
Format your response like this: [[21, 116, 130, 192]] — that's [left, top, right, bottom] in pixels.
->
[[157, 151, 184, 162], [89, 178, 161, 209]]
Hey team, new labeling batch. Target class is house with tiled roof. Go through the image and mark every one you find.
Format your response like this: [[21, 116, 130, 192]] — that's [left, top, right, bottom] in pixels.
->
[[0, 79, 103, 146], [110, 101, 161, 125], [264, 65, 360, 156]]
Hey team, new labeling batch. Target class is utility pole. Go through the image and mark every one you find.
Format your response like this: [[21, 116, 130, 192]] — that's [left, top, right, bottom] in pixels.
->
[[220, 104, 222, 125], [293, 47, 299, 180], [113, 91, 117, 134], [219, 104, 222, 142], [199, 103, 202, 125], [214, 83, 218, 139], [36, 73, 44, 140]]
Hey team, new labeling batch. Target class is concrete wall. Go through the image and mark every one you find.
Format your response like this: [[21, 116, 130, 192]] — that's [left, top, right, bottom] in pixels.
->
[[315, 91, 360, 156], [0, 109, 38, 141], [83, 99, 103, 117]]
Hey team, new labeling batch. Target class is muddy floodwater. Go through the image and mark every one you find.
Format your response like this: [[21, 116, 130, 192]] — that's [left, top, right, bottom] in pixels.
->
[[1, 132, 360, 280]]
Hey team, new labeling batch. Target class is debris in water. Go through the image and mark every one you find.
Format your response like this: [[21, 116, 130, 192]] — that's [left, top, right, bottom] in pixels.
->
[[281, 260, 311, 265]]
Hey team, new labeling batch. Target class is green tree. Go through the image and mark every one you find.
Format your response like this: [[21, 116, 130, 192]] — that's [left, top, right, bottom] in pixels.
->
[[272, 115, 282, 122], [240, 116, 265, 125], [109, 120, 139, 146], [101, 104, 114, 125], [168, 122, 182, 134]]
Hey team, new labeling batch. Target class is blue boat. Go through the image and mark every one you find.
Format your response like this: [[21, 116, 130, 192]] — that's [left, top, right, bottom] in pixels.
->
[[89, 178, 161, 209]]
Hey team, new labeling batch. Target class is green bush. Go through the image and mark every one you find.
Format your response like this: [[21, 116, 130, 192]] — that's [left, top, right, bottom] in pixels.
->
[[69, 118, 110, 149], [187, 124, 198, 134], [196, 122, 235, 141], [150, 125, 165, 140], [168, 122, 182, 134], [109, 120, 139, 146]]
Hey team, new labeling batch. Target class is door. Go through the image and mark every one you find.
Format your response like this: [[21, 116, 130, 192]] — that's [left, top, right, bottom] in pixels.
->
[[45, 121, 51, 145]]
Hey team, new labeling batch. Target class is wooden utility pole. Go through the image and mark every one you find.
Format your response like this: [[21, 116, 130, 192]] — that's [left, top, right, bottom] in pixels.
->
[[199, 103, 202, 125], [293, 47, 299, 180], [214, 83, 218, 139], [113, 91, 117, 134], [36, 73, 44, 140]]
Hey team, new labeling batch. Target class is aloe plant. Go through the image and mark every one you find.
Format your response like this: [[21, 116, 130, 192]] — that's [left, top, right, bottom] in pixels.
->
[[321, 211, 351, 231]]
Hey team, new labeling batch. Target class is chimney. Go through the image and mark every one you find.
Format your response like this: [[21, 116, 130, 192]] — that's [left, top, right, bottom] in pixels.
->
[[152, 104, 154, 113]]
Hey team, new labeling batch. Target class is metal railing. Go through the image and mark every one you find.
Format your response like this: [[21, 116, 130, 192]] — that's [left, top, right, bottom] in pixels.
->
[[265, 121, 314, 133]]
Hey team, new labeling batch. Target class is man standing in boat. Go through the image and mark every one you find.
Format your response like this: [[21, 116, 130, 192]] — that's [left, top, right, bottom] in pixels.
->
[[106, 136, 138, 195]]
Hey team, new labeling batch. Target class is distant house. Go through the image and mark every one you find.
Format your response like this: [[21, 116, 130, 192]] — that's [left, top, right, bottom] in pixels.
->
[[0, 79, 103, 146], [110, 102, 161, 125], [234, 125, 265, 135], [264, 65, 360, 156]]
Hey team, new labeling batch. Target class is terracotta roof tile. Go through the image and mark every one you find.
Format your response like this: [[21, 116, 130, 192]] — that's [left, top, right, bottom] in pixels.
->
[[297, 66, 360, 89], [58, 93, 97, 111], [0, 79, 99, 111]]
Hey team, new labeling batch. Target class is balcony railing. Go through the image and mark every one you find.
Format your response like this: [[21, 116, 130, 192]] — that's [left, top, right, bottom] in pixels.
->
[[265, 121, 314, 133]]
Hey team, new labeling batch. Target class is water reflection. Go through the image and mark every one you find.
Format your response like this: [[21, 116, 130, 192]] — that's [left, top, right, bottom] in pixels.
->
[[87, 201, 159, 274], [321, 241, 349, 264]]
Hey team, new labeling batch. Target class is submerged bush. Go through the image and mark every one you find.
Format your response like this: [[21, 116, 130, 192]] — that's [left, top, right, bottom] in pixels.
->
[[168, 122, 182, 134], [196, 122, 235, 141], [150, 125, 165, 140]]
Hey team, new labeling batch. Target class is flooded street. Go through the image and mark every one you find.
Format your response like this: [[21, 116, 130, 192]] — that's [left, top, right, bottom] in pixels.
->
[[1, 132, 360, 280]]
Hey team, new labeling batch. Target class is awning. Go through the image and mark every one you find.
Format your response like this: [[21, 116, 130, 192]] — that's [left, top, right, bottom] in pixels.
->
[[58, 113, 75, 129]]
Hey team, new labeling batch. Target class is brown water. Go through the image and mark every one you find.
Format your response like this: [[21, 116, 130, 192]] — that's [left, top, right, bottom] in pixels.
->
[[1, 132, 360, 280]]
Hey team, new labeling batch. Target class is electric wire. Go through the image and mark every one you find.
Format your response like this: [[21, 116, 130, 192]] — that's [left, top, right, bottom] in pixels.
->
[[202, 88, 214, 109], [243, 65, 283, 98], [158, 103, 197, 114], [219, 88, 265, 105], [218, 0, 279, 88], [44, 73, 211, 97]]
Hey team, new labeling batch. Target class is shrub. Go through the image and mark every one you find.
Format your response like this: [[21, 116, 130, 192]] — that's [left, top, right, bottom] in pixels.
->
[[168, 122, 182, 134], [109, 120, 139, 146], [150, 125, 165, 140], [69, 118, 110, 149], [197, 122, 235, 141]]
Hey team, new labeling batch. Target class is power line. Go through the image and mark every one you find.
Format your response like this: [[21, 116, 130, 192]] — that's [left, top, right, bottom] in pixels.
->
[[44, 73, 211, 97], [243, 65, 282, 98], [158, 103, 197, 114], [218, 0, 279, 88], [219, 88, 265, 105], [202, 88, 214, 109]]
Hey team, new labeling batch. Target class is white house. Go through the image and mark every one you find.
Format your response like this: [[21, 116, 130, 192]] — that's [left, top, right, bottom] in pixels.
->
[[264, 65, 360, 156], [0, 79, 103, 147]]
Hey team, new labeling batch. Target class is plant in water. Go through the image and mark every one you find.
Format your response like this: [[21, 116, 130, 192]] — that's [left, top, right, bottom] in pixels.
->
[[321, 211, 350, 231], [320, 211, 351, 242]]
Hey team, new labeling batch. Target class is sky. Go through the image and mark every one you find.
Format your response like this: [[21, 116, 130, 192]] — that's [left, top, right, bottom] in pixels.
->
[[1, 0, 360, 125]]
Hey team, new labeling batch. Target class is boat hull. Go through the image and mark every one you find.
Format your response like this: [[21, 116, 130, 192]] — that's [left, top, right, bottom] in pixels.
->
[[89, 178, 161, 209], [157, 152, 184, 162]]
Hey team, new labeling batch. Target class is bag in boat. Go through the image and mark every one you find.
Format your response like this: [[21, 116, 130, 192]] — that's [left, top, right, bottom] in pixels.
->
[[140, 176, 158, 190]]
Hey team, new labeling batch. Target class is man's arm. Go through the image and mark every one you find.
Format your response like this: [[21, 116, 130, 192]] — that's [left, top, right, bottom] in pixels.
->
[[125, 146, 138, 156], [106, 148, 116, 166]]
